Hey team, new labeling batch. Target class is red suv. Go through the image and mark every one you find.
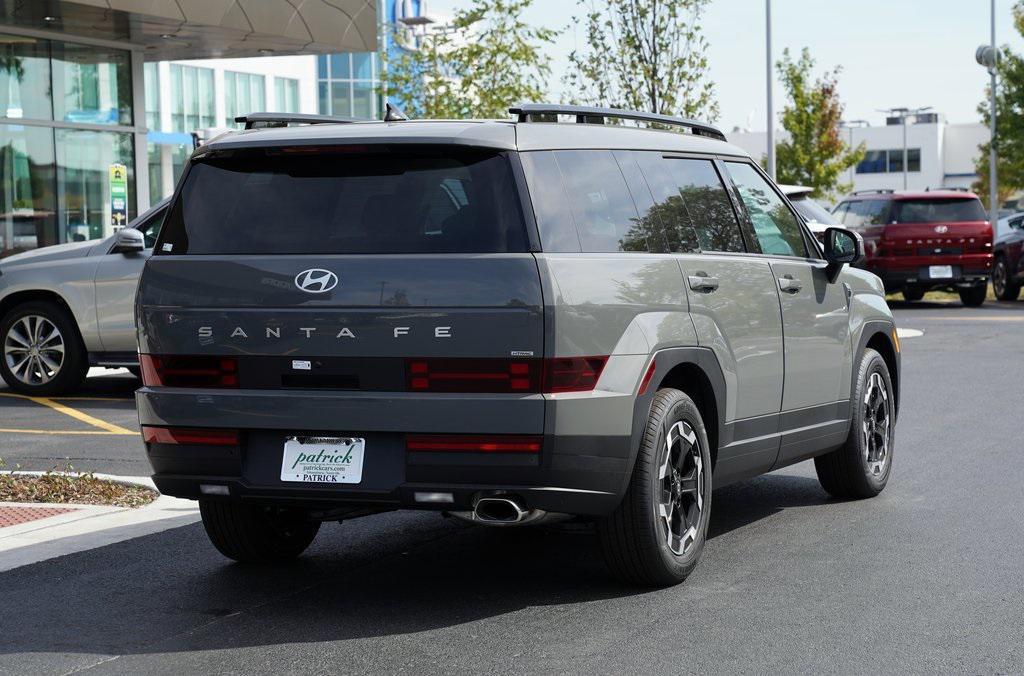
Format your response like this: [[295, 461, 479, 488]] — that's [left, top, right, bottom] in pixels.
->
[[833, 190, 993, 306]]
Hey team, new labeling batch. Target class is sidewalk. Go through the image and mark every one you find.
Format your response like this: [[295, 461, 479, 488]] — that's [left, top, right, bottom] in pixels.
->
[[0, 474, 199, 572]]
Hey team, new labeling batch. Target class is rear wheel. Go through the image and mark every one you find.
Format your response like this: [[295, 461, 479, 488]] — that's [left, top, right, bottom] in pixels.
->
[[958, 282, 987, 307], [901, 287, 925, 302], [0, 301, 88, 396], [598, 388, 713, 586], [200, 500, 320, 563], [815, 348, 894, 499], [992, 257, 1021, 301]]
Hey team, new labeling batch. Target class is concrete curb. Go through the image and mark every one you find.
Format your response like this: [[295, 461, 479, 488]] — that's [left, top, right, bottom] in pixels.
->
[[0, 472, 200, 573]]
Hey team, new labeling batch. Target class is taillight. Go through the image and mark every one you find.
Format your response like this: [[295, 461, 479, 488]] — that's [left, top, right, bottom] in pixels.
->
[[406, 434, 542, 453], [142, 426, 239, 446], [544, 356, 607, 393], [140, 354, 239, 388], [404, 356, 607, 393], [406, 358, 542, 393]]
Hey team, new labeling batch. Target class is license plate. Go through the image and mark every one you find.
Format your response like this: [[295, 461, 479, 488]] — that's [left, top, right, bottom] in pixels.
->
[[280, 436, 364, 484], [928, 265, 953, 279]]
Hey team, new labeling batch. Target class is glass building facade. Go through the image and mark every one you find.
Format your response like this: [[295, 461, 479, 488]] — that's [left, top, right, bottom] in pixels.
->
[[317, 52, 379, 119], [0, 32, 137, 257]]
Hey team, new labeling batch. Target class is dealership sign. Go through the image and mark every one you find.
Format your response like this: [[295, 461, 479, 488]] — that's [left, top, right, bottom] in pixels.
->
[[109, 164, 128, 229]]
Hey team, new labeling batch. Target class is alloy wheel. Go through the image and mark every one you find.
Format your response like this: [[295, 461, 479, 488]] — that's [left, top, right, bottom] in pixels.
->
[[993, 259, 1007, 298], [862, 372, 890, 477], [657, 420, 704, 556], [3, 315, 65, 386]]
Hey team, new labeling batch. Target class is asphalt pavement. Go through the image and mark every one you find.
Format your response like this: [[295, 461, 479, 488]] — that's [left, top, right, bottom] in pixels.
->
[[1, 301, 1023, 674]]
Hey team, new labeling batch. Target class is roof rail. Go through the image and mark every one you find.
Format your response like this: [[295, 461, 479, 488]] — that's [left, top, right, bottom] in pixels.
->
[[234, 112, 358, 130], [508, 103, 727, 141], [850, 189, 894, 196]]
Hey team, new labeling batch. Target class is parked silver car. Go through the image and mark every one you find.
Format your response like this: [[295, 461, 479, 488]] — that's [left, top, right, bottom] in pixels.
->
[[0, 199, 169, 395]]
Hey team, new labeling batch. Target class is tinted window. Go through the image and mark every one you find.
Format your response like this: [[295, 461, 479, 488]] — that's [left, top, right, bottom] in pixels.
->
[[521, 150, 643, 253], [725, 162, 807, 257], [663, 157, 744, 252], [612, 151, 670, 253], [791, 196, 837, 225], [135, 203, 168, 248], [893, 198, 986, 223], [628, 152, 701, 253], [159, 148, 527, 255]]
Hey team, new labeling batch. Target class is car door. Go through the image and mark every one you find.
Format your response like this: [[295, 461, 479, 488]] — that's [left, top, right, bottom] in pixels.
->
[[630, 151, 785, 483], [721, 161, 852, 467], [93, 202, 168, 355]]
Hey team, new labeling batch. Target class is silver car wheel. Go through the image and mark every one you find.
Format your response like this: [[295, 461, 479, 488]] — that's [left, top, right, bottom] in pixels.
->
[[993, 259, 1007, 297], [862, 371, 890, 477], [657, 420, 704, 556], [4, 315, 65, 386]]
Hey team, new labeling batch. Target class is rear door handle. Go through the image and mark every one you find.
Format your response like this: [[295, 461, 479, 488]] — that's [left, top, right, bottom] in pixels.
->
[[688, 274, 720, 292], [778, 275, 802, 293]]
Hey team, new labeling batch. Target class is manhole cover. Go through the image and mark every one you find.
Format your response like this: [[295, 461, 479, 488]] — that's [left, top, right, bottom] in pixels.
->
[[0, 505, 78, 528]]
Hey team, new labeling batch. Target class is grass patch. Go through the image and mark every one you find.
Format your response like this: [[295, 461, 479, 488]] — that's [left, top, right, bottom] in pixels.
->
[[0, 459, 156, 508], [886, 283, 997, 304]]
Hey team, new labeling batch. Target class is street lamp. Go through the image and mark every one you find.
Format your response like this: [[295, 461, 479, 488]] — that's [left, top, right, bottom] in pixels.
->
[[879, 107, 931, 190], [976, 0, 998, 226], [765, 0, 775, 180]]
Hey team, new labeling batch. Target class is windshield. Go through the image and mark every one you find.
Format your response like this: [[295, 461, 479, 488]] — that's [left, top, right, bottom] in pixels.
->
[[157, 147, 528, 255], [790, 196, 837, 225], [893, 198, 987, 224]]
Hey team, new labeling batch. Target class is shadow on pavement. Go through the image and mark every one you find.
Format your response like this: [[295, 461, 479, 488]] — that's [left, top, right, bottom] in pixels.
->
[[0, 473, 830, 661]]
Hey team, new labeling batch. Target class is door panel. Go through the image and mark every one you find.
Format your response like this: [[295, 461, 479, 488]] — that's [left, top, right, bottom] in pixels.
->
[[94, 250, 150, 352]]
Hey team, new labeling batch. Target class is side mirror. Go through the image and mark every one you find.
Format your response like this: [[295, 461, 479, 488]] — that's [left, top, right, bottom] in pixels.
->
[[823, 227, 863, 282], [113, 228, 145, 254]]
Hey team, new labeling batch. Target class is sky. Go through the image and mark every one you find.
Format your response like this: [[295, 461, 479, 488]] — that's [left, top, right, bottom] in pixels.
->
[[425, 0, 1024, 131]]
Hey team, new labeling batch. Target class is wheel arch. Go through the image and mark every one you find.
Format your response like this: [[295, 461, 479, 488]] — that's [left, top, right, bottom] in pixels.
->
[[0, 289, 88, 353], [859, 322, 900, 418]]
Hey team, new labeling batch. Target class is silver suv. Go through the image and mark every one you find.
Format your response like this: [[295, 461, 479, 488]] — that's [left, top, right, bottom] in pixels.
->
[[136, 106, 900, 586]]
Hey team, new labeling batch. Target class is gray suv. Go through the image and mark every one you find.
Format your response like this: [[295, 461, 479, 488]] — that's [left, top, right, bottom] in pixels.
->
[[137, 106, 900, 586]]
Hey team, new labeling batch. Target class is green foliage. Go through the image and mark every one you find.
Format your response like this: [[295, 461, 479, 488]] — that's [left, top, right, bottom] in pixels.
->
[[380, 0, 556, 120], [565, 0, 718, 121], [774, 48, 864, 201], [972, 1, 1024, 207]]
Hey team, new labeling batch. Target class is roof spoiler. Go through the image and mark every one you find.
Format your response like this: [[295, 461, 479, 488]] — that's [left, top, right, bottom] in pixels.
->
[[234, 112, 358, 130], [508, 103, 726, 141]]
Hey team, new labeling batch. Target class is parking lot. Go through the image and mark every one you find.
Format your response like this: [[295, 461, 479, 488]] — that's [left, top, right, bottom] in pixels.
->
[[1, 300, 1023, 673]]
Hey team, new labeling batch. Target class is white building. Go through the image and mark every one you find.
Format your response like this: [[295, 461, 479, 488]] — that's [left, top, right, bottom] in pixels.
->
[[728, 113, 989, 199]]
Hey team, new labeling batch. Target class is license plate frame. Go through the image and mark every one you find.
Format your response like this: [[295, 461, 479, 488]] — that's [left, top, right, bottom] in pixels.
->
[[928, 265, 953, 279], [280, 435, 365, 484]]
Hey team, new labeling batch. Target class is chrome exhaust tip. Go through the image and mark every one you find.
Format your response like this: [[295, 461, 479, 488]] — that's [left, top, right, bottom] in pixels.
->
[[473, 497, 528, 524]]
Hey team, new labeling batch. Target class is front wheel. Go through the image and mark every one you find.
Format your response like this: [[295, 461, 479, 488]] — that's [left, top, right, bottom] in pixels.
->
[[958, 283, 987, 307], [200, 500, 320, 563], [992, 258, 1021, 301], [0, 301, 88, 395], [815, 348, 895, 499], [598, 388, 713, 586]]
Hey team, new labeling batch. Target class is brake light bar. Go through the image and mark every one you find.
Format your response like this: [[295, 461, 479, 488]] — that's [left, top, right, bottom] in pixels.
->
[[140, 354, 239, 388], [406, 434, 542, 453], [405, 356, 607, 393], [142, 426, 239, 446]]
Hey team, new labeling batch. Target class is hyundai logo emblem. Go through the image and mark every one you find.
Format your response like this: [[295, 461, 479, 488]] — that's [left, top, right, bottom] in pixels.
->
[[294, 269, 338, 294], [934, 225, 949, 234]]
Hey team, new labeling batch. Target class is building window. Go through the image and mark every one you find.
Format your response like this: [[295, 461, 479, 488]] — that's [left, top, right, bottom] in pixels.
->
[[0, 33, 53, 121], [857, 148, 921, 174], [169, 64, 214, 133], [316, 53, 378, 119], [56, 128, 136, 241], [224, 71, 266, 126], [273, 77, 299, 113], [0, 124, 57, 256], [143, 62, 160, 130], [51, 41, 133, 126]]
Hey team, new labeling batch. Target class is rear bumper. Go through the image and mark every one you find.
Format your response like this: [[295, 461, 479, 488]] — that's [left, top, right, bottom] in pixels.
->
[[137, 387, 636, 517], [863, 256, 992, 290]]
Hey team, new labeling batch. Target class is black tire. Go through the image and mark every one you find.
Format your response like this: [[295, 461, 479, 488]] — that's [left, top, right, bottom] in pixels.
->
[[0, 301, 88, 396], [598, 388, 713, 587], [992, 257, 1021, 301], [901, 287, 925, 302], [958, 283, 987, 307], [199, 500, 320, 563], [126, 366, 142, 379], [815, 348, 894, 499]]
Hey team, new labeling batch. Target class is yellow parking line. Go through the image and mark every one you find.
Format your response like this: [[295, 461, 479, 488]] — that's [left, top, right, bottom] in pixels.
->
[[0, 392, 136, 435], [0, 427, 132, 436], [52, 396, 134, 403]]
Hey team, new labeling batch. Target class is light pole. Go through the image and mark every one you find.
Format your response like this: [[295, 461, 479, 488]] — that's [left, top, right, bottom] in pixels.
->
[[976, 1, 998, 226], [765, 0, 775, 179], [880, 107, 931, 190]]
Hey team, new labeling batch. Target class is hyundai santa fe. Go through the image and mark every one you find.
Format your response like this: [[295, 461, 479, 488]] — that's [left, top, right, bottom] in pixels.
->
[[137, 105, 901, 586]]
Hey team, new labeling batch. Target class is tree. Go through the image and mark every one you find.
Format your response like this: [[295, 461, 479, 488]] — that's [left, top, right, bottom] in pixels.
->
[[773, 48, 864, 201], [972, 1, 1024, 208], [381, 0, 556, 120], [565, 0, 718, 121]]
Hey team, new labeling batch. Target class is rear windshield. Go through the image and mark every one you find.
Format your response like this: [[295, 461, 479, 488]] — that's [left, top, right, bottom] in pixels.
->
[[157, 147, 528, 255], [893, 198, 986, 224]]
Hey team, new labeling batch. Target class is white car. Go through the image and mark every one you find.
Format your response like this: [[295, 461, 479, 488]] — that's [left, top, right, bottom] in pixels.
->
[[779, 184, 838, 243]]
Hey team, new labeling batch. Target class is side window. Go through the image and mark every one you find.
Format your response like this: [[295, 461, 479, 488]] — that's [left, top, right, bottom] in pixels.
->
[[611, 151, 669, 252], [135, 204, 168, 249], [520, 150, 644, 253], [627, 151, 700, 253], [724, 161, 807, 258], [663, 157, 745, 253], [861, 199, 890, 225], [832, 202, 850, 225]]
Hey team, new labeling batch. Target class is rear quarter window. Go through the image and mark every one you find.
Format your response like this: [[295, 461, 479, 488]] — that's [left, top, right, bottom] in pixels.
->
[[893, 198, 987, 223], [157, 146, 528, 255]]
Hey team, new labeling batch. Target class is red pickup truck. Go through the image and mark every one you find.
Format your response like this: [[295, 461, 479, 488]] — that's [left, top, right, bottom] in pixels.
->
[[832, 190, 993, 306]]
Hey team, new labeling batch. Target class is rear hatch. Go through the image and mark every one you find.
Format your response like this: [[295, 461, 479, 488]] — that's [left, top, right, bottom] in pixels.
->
[[881, 197, 992, 259], [138, 144, 544, 393]]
